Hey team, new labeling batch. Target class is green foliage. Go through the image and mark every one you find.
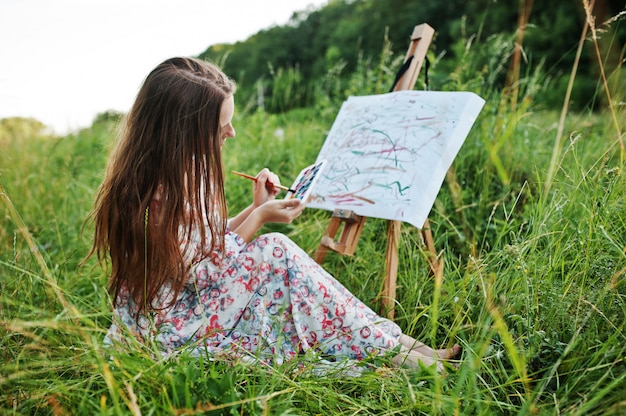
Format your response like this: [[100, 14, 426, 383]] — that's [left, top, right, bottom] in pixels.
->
[[4, 88, 625, 415], [2, 6, 626, 414], [199, 0, 626, 113], [0, 117, 52, 144]]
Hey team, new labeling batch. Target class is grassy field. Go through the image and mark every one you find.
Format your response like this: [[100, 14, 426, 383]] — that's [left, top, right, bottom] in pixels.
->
[[1, 33, 626, 415]]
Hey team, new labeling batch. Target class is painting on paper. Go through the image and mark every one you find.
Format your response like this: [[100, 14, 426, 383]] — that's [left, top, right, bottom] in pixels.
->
[[307, 90, 485, 229]]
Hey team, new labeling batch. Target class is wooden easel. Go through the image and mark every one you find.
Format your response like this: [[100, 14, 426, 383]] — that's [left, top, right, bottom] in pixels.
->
[[313, 24, 439, 319]]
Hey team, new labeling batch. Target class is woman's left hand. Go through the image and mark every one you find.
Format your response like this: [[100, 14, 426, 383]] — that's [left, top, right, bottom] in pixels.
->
[[252, 168, 281, 207]]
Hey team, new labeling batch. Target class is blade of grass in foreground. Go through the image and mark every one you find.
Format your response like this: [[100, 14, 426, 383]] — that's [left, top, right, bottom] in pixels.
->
[[0, 181, 78, 318]]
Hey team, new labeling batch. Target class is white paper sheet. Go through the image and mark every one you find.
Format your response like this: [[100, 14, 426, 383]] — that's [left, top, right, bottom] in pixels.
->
[[308, 90, 485, 229]]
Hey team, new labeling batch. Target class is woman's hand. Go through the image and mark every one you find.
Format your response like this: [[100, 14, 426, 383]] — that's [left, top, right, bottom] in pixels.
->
[[254, 198, 306, 224], [233, 198, 305, 242], [252, 168, 282, 207], [227, 168, 292, 234]]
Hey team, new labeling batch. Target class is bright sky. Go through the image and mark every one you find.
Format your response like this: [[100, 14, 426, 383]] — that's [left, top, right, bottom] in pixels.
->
[[0, 0, 327, 135]]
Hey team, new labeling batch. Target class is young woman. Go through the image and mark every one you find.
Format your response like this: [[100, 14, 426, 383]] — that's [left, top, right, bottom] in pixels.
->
[[89, 57, 459, 370]]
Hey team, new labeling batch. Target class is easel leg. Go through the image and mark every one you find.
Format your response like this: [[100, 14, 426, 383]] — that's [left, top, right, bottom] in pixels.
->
[[314, 211, 366, 264], [421, 219, 441, 276], [313, 217, 341, 264], [381, 23, 437, 318], [382, 220, 401, 319]]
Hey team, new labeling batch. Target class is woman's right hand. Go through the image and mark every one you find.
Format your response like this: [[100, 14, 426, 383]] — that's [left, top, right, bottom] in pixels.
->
[[252, 168, 281, 208]]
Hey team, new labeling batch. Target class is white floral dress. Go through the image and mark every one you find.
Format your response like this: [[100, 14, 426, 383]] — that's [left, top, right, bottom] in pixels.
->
[[105, 228, 402, 365]]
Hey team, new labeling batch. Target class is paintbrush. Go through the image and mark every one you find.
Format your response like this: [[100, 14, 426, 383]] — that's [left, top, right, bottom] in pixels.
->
[[231, 171, 294, 192]]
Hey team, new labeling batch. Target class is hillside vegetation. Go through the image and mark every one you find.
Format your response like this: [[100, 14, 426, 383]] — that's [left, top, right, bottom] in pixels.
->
[[1, 0, 625, 414], [199, 0, 626, 113]]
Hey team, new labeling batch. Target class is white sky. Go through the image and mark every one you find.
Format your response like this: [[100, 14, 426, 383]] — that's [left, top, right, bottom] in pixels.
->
[[0, 0, 327, 135]]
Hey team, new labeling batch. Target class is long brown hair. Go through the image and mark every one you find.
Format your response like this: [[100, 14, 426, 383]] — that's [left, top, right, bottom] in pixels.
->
[[88, 57, 236, 314]]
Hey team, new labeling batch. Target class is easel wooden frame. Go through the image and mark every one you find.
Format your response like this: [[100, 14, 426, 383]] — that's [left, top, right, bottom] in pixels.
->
[[313, 23, 440, 319]]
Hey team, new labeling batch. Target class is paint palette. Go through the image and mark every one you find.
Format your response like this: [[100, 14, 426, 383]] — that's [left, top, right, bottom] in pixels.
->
[[285, 159, 327, 202]]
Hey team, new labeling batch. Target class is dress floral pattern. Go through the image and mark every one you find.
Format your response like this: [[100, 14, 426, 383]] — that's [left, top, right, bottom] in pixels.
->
[[105, 229, 402, 365]]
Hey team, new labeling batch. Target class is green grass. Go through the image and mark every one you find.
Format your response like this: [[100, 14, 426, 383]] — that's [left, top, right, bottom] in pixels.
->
[[2, 38, 626, 416]]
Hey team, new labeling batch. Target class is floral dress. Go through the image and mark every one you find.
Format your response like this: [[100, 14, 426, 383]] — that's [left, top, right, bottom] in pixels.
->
[[105, 227, 402, 365]]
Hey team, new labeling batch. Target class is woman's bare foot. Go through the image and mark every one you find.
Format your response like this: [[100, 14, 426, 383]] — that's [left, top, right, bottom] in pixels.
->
[[392, 347, 444, 372], [398, 334, 462, 366], [436, 343, 462, 360]]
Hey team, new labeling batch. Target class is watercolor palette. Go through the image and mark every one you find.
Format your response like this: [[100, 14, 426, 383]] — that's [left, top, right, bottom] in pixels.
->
[[285, 159, 327, 202]]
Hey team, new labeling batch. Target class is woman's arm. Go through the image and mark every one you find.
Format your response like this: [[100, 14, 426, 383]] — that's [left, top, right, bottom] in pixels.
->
[[227, 203, 255, 231]]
